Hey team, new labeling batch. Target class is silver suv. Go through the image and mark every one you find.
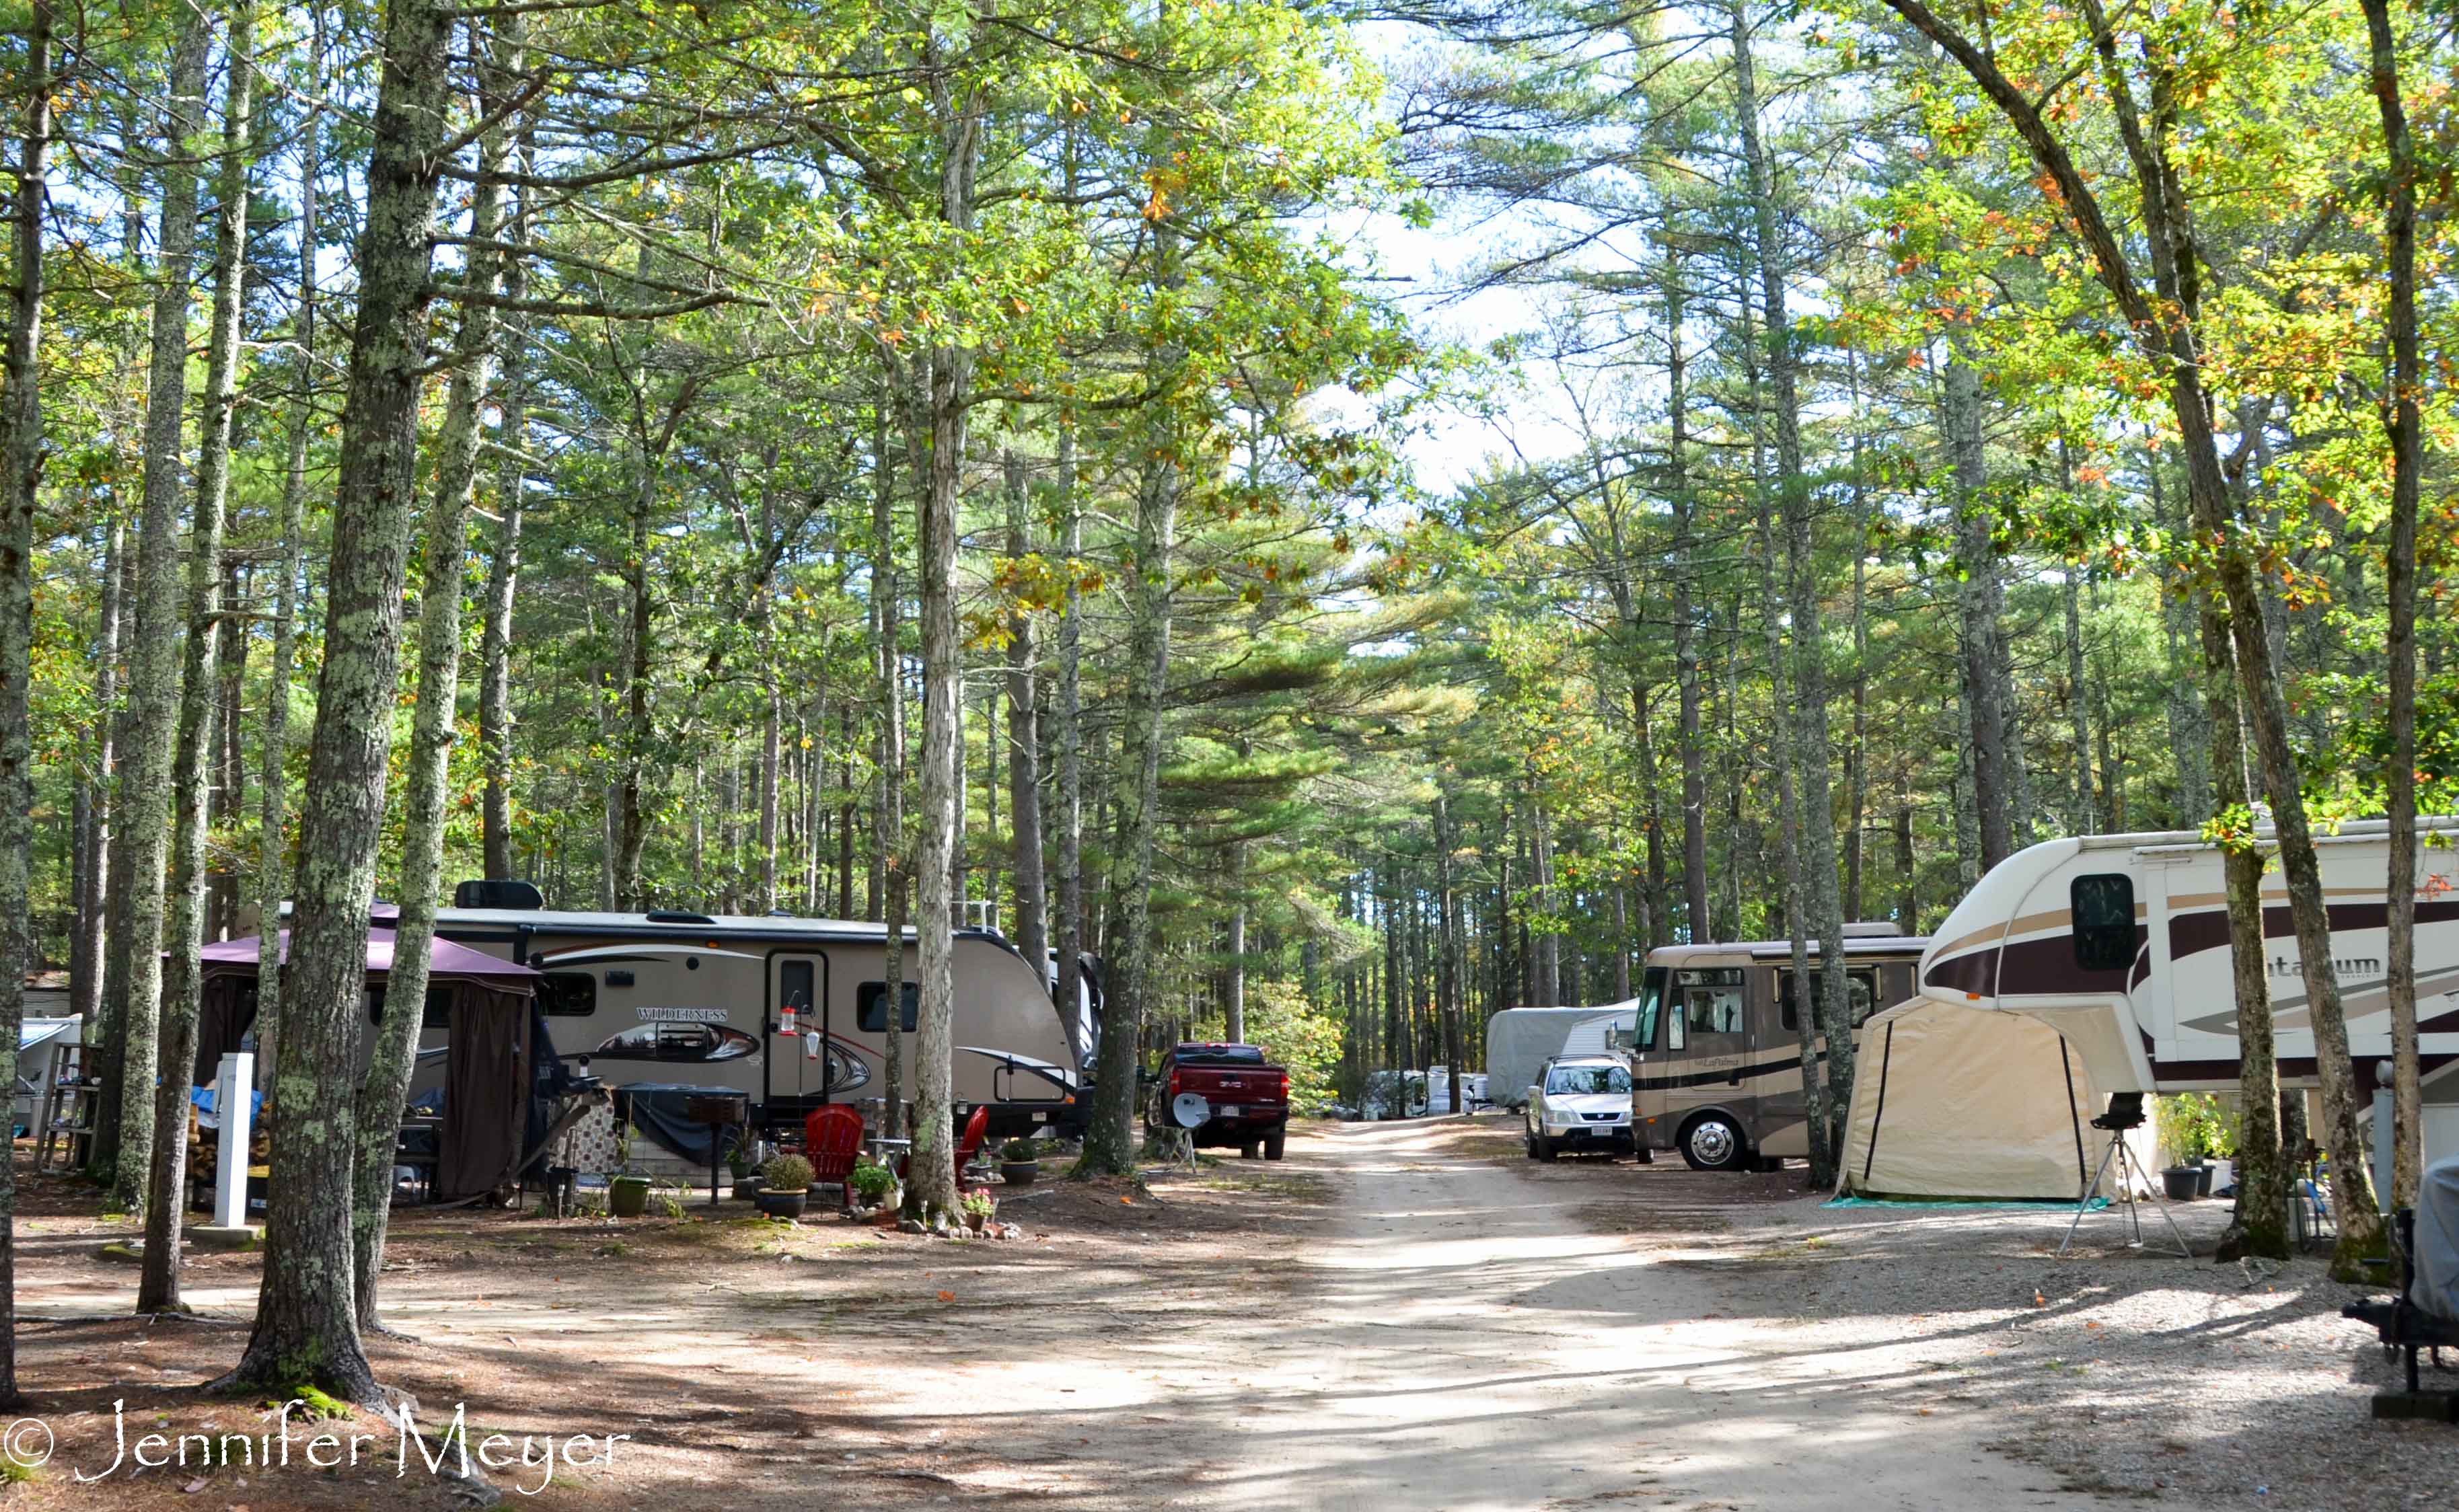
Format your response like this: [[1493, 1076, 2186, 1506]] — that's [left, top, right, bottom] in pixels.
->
[[1523, 1055, 1635, 1161]]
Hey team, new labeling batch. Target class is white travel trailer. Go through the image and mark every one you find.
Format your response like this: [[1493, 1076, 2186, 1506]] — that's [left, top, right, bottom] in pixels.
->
[[1917, 819, 2459, 1162], [1485, 1006, 1638, 1111], [433, 905, 1085, 1139]]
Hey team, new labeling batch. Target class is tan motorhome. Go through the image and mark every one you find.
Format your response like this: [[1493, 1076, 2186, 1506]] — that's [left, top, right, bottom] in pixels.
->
[[1620, 925, 1928, 1170], [431, 906, 1084, 1139]]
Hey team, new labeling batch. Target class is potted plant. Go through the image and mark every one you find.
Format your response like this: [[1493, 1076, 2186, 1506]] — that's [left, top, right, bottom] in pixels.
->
[[998, 1138, 1039, 1186], [961, 1189, 996, 1233], [754, 1154, 813, 1219], [728, 1135, 762, 1200], [848, 1157, 897, 1213], [609, 1120, 651, 1217]]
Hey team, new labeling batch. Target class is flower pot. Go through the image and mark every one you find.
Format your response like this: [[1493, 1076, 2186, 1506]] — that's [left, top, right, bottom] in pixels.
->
[[754, 1188, 809, 1220], [965, 1211, 988, 1233], [2162, 1166, 2201, 1202], [999, 1161, 1038, 1187], [2193, 1164, 2213, 1198], [609, 1175, 652, 1218]]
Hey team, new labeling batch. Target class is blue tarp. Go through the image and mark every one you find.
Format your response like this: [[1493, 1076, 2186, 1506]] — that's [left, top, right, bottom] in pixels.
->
[[611, 1083, 748, 1163]]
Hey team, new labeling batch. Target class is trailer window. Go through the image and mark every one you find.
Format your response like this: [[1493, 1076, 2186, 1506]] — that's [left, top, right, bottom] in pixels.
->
[[2071, 873, 2137, 971], [1672, 967, 1745, 1052], [778, 960, 817, 1017], [538, 973, 595, 1017], [1778, 969, 1879, 1032], [857, 981, 920, 1034], [591, 1022, 758, 1061]]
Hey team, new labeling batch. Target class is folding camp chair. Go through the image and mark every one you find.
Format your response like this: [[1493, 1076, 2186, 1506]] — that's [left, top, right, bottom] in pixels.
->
[[803, 1104, 866, 1209]]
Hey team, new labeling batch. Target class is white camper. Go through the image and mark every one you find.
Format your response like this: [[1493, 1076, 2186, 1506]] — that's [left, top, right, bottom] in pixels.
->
[[1485, 1006, 1636, 1111], [433, 907, 1083, 1139], [1916, 819, 2459, 1162]]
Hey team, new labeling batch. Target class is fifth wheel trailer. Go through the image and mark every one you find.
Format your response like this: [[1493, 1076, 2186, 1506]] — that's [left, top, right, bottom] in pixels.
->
[[1915, 819, 2459, 1164], [433, 905, 1085, 1139]]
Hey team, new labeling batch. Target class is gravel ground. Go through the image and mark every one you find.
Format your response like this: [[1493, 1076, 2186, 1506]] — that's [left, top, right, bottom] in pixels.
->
[[1463, 1111, 2459, 1511]]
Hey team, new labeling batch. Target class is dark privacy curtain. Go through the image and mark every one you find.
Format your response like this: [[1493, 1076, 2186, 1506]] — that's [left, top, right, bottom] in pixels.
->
[[437, 985, 535, 1201]]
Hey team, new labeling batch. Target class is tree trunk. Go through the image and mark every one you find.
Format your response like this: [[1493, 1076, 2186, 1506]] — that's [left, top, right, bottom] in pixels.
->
[[255, 12, 322, 1102], [73, 513, 125, 1030], [1054, 414, 1086, 1061], [1942, 350, 2013, 870], [2359, 0, 2423, 1213], [106, 7, 211, 1213], [1734, 0, 1850, 1169], [1843, 352, 1870, 922], [1003, 453, 1048, 1004], [1758, 386, 1828, 1185], [141, 5, 255, 1311], [871, 371, 906, 1139], [477, 162, 527, 882], [229, 0, 456, 1403], [2203, 603, 2289, 1260], [1436, 796, 1462, 1117], [0, 0, 54, 1408], [1666, 255, 1710, 942], [351, 26, 514, 1332], [910, 89, 978, 1219], [2064, 569, 2093, 833]]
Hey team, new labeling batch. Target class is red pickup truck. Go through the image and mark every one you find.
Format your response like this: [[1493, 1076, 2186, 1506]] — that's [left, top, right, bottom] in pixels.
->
[[1146, 1043, 1290, 1160]]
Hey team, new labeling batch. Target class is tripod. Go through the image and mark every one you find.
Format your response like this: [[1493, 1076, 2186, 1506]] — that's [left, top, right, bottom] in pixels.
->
[[2059, 1094, 2191, 1260]]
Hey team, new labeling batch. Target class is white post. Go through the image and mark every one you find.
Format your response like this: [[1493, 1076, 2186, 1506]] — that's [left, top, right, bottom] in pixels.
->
[[213, 1052, 255, 1230]]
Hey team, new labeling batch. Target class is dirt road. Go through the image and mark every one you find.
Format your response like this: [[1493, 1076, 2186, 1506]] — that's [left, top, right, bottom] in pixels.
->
[[13, 1119, 2256, 1509], [1179, 1119, 2134, 1512]]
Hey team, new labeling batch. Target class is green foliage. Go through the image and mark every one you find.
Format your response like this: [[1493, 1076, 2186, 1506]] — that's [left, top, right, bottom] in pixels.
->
[[849, 1160, 897, 1205], [760, 1154, 815, 1192], [998, 1139, 1039, 1162], [1241, 978, 1344, 1114], [2158, 1093, 2238, 1162]]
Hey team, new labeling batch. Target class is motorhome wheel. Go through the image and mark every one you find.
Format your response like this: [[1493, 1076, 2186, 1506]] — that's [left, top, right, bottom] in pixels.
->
[[1680, 1113, 1747, 1172]]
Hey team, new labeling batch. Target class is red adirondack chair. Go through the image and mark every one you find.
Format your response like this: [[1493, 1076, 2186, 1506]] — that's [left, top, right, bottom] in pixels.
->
[[954, 1104, 990, 1187], [803, 1104, 865, 1205]]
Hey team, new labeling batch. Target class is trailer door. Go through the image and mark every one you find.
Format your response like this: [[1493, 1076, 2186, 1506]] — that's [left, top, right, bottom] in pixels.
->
[[768, 953, 830, 1111], [1628, 968, 1670, 1139]]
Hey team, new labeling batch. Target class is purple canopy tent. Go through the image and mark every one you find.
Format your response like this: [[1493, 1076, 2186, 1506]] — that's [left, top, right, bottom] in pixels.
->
[[194, 929, 540, 1201]]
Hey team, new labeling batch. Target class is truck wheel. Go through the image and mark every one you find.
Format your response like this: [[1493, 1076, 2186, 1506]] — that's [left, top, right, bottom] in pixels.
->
[[1536, 1135, 1559, 1162], [1679, 1112, 1748, 1172], [1636, 1143, 1655, 1165], [1525, 1132, 1541, 1160], [1263, 1124, 1286, 1161], [1240, 1139, 1260, 1160]]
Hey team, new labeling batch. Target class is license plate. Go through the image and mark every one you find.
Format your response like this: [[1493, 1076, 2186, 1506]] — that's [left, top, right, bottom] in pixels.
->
[[1031, 1111, 1046, 1123], [1218, 1105, 1240, 1118]]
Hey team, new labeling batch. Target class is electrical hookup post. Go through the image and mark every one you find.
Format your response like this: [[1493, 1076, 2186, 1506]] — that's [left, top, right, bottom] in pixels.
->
[[193, 1052, 259, 1249]]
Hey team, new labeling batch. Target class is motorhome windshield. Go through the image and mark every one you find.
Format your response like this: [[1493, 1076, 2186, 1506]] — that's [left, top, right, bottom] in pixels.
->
[[1633, 967, 1665, 1051], [1546, 1064, 1631, 1096]]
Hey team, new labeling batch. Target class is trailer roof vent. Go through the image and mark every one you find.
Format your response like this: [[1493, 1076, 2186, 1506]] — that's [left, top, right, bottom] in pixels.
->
[[645, 909, 717, 925], [453, 878, 543, 911], [1841, 921, 1903, 939]]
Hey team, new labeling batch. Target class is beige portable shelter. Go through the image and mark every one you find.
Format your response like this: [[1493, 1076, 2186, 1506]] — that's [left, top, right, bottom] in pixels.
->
[[1839, 999, 2148, 1201]]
